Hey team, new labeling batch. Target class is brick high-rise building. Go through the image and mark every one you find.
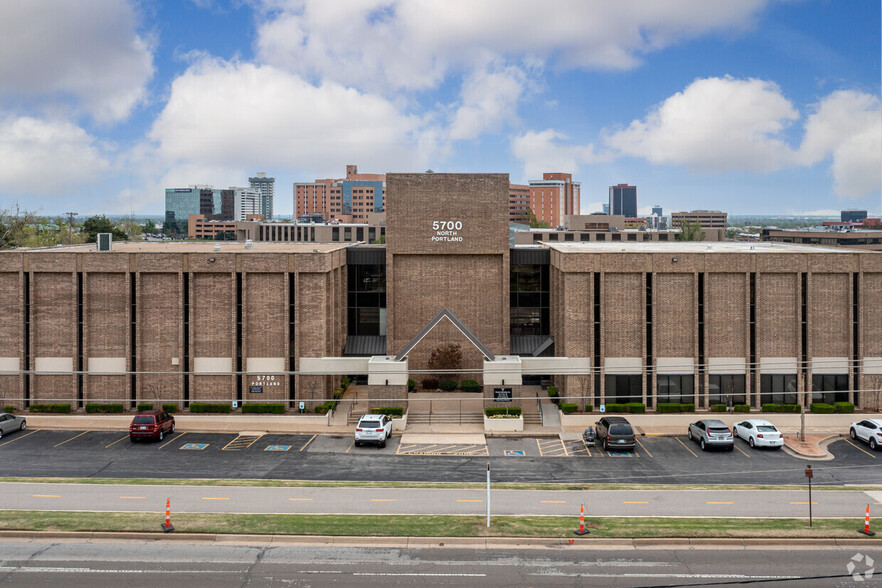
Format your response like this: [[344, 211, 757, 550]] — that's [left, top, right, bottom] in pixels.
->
[[528, 173, 580, 227], [508, 184, 530, 223], [294, 165, 385, 223]]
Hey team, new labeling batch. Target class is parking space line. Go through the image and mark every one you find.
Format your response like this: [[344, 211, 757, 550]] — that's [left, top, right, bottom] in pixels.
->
[[202, 497, 230, 500], [635, 438, 653, 458], [158, 432, 185, 450], [457, 499, 483, 503], [33, 495, 61, 498], [675, 437, 698, 457], [623, 501, 648, 504], [222, 434, 262, 451], [105, 435, 130, 448], [120, 496, 145, 499], [844, 439, 877, 458], [299, 435, 317, 452], [345, 441, 354, 453], [0, 429, 39, 447], [733, 445, 750, 458], [289, 498, 314, 501], [53, 431, 89, 448]]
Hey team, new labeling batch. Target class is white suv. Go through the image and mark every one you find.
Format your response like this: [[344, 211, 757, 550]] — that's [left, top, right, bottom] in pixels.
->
[[354, 414, 393, 448], [850, 419, 882, 450]]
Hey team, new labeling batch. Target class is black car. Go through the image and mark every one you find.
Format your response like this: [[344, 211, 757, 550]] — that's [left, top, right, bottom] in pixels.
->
[[595, 416, 636, 451]]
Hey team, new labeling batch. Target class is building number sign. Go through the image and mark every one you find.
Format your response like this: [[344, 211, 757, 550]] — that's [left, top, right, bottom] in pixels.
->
[[431, 220, 463, 243], [251, 375, 281, 388]]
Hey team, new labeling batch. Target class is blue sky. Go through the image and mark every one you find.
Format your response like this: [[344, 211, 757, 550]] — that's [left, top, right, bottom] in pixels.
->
[[0, 0, 879, 217]]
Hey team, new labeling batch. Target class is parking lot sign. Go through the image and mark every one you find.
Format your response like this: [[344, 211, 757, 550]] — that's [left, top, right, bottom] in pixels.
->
[[600, 404, 605, 413]]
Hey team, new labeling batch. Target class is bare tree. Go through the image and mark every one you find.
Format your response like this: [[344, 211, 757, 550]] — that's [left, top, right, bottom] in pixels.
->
[[427, 343, 463, 383]]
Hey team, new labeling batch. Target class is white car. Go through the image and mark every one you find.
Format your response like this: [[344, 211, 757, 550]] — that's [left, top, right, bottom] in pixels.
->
[[733, 419, 784, 448], [850, 419, 882, 451], [354, 414, 392, 448]]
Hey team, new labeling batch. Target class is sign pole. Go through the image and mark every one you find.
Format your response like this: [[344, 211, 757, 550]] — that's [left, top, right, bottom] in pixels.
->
[[805, 465, 813, 527], [486, 463, 491, 528]]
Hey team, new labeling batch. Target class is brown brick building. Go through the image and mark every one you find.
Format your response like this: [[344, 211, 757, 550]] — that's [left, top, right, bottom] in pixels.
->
[[1, 173, 880, 414]]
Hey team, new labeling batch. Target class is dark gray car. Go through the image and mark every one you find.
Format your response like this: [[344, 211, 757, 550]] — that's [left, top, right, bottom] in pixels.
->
[[0, 412, 26, 439], [595, 416, 636, 451], [688, 419, 734, 451]]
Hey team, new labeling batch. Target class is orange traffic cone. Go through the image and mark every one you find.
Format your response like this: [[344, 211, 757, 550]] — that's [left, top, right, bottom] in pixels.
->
[[573, 503, 589, 535], [161, 497, 174, 533], [859, 503, 875, 536]]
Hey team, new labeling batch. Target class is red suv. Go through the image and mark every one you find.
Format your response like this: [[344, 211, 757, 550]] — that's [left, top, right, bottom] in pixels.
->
[[129, 410, 175, 442]]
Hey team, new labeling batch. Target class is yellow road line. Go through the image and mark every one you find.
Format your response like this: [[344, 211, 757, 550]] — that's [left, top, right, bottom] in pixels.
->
[[0, 429, 39, 447], [844, 438, 877, 458], [541, 500, 566, 504], [707, 501, 734, 505], [675, 437, 698, 457], [623, 501, 648, 504], [289, 498, 314, 501], [457, 499, 483, 503], [120, 496, 145, 499], [371, 499, 396, 502], [299, 435, 317, 452], [32, 495, 61, 498], [790, 502, 818, 505], [202, 497, 230, 500], [733, 444, 750, 457], [345, 441, 354, 453], [158, 432, 185, 450], [53, 431, 89, 447], [635, 438, 653, 458], [105, 435, 130, 448]]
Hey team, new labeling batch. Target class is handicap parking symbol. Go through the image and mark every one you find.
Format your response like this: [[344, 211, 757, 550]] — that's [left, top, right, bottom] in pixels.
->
[[181, 443, 208, 451], [264, 445, 291, 452], [504, 450, 525, 456], [608, 451, 631, 457]]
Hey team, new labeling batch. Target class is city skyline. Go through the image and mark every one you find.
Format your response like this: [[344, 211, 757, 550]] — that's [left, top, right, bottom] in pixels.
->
[[0, 1, 879, 217]]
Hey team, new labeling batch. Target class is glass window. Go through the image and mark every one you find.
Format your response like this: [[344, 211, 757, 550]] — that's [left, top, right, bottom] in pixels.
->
[[811, 374, 849, 404], [709, 374, 746, 406], [604, 375, 642, 403], [761, 374, 798, 404], [657, 375, 693, 404]]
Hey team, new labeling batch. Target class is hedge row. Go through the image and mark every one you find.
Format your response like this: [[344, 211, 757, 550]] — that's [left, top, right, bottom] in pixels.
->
[[604, 402, 646, 414], [558, 402, 578, 414], [762, 403, 801, 413], [810, 402, 834, 414], [460, 379, 481, 392], [163, 404, 178, 413], [29, 404, 71, 413], [3, 406, 15, 413], [439, 380, 458, 391], [373, 406, 404, 417], [85, 403, 124, 414], [242, 403, 285, 414], [657, 403, 695, 413], [485, 407, 522, 417], [314, 401, 338, 415], [421, 378, 439, 390], [834, 401, 855, 414], [189, 403, 231, 414], [734, 404, 751, 413], [710, 404, 727, 412]]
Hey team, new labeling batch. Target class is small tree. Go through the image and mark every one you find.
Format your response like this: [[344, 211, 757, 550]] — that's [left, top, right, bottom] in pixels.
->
[[427, 343, 463, 383], [527, 208, 550, 229], [82, 215, 127, 243], [676, 220, 705, 242], [144, 219, 157, 234]]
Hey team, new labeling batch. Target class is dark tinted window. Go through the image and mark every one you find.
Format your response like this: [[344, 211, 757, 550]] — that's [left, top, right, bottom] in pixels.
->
[[360, 420, 380, 428], [133, 416, 154, 424], [709, 427, 730, 434], [757, 426, 776, 432], [609, 425, 633, 436]]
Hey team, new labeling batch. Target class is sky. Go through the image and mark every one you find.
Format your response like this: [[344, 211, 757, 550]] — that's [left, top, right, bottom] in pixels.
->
[[0, 0, 879, 218]]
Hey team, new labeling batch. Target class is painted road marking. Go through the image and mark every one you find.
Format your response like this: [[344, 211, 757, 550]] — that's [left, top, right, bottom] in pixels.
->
[[222, 435, 262, 451], [790, 502, 818, 505], [202, 497, 230, 500], [159, 432, 185, 450], [371, 499, 396, 502], [264, 445, 291, 452], [181, 443, 209, 451], [289, 498, 314, 501], [120, 496, 145, 499], [844, 438, 877, 458], [635, 438, 653, 458], [564, 440, 591, 457], [397, 443, 488, 456], [541, 501, 566, 504], [0, 429, 39, 447], [623, 501, 649, 504], [537, 438, 568, 457], [733, 445, 750, 457], [32, 495, 61, 498], [504, 450, 525, 456], [53, 431, 90, 448], [456, 499, 483, 503], [608, 451, 635, 457], [345, 441, 354, 453], [104, 435, 130, 448], [675, 437, 698, 457], [299, 435, 317, 451], [707, 502, 734, 505]]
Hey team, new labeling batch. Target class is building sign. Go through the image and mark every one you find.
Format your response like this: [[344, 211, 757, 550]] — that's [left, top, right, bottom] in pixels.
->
[[431, 220, 463, 243], [493, 387, 512, 402], [250, 375, 281, 387], [249, 386, 263, 394]]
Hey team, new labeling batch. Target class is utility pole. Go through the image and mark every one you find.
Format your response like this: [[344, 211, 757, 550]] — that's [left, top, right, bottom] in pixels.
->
[[64, 212, 78, 244]]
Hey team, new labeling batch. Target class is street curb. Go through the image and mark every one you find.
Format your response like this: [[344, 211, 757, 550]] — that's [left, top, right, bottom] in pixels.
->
[[0, 530, 877, 548], [782, 434, 840, 460]]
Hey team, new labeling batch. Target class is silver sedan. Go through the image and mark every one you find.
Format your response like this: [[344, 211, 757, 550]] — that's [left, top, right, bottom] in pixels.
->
[[0, 412, 26, 439]]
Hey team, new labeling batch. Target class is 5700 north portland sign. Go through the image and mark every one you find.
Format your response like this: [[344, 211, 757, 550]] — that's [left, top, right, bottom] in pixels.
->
[[431, 220, 463, 243]]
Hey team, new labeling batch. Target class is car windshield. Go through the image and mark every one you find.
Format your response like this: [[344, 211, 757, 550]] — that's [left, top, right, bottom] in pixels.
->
[[359, 421, 380, 428], [132, 416, 154, 424], [757, 426, 777, 432], [609, 425, 632, 436], [709, 427, 730, 434]]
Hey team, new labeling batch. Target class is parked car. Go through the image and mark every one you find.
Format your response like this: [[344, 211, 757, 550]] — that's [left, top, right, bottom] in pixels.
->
[[850, 419, 882, 450], [733, 419, 783, 448], [354, 414, 393, 448], [594, 416, 636, 451], [582, 427, 596, 447], [0, 412, 26, 439], [129, 409, 175, 442], [688, 419, 734, 451]]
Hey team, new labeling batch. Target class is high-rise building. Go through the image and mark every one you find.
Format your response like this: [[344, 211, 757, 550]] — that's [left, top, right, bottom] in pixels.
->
[[294, 165, 385, 222], [249, 172, 275, 220], [671, 210, 728, 230], [528, 173, 580, 227], [842, 209, 868, 223], [233, 187, 261, 221], [609, 184, 637, 218], [652, 205, 663, 217], [508, 184, 530, 223], [165, 187, 228, 234], [602, 203, 609, 215]]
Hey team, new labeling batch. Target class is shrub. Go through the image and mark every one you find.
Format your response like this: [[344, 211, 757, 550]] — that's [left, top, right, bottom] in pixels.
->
[[485, 407, 522, 417], [810, 402, 834, 414], [460, 379, 481, 392], [340, 376, 350, 389], [762, 403, 801, 413], [627, 402, 646, 414], [189, 403, 231, 414], [604, 403, 628, 413], [733, 404, 750, 413], [834, 401, 855, 414], [710, 404, 727, 412], [137, 403, 154, 412], [3, 406, 15, 413], [559, 402, 578, 414], [407, 379, 416, 390], [657, 403, 680, 414], [29, 403, 70, 413], [374, 406, 404, 417], [421, 378, 439, 390], [679, 403, 695, 413], [162, 404, 178, 413], [314, 401, 335, 415], [439, 380, 458, 391], [85, 403, 124, 414], [242, 403, 285, 414], [584, 405, 593, 412], [547, 385, 558, 397]]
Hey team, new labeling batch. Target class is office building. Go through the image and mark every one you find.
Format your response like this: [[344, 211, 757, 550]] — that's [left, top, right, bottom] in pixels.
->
[[528, 173, 580, 227], [295, 165, 385, 223], [249, 173, 275, 220], [509, 184, 530, 223], [652, 205, 663, 217], [609, 184, 637, 218], [165, 187, 230, 234], [671, 210, 728, 230], [842, 210, 868, 223]]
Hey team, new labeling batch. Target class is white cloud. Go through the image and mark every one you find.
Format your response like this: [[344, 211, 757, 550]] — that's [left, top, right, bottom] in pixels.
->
[[798, 90, 881, 198], [147, 58, 438, 181], [605, 76, 799, 173], [448, 65, 526, 141], [0, 116, 110, 196], [511, 129, 605, 179], [0, 0, 154, 122], [254, 0, 770, 92]]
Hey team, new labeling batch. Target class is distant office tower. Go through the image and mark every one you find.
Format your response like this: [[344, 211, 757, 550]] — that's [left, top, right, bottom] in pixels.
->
[[233, 187, 261, 221], [841, 209, 867, 223], [165, 186, 228, 233], [528, 173, 580, 227], [609, 184, 637, 218], [671, 210, 728, 229], [294, 165, 385, 222], [602, 203, 609, 215], [508, 184, 531, 222], [249, 172, 275, 220], [652, 205, 663, 217]]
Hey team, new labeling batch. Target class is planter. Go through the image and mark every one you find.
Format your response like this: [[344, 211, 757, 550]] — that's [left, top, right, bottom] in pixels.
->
[[483, 414, 523, 432], [391, 413, 408, 431]]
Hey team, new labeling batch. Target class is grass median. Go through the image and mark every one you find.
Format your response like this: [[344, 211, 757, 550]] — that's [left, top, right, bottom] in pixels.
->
[[0, 511, 874, 538]]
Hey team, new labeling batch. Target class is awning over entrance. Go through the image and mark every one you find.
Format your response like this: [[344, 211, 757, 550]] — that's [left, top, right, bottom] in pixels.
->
[[344, 335, 387, 356], [510, 335, 554, 356]]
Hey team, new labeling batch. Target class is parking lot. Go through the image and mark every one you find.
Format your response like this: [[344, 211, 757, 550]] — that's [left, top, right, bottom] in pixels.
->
[[0, 427, 877, 485]]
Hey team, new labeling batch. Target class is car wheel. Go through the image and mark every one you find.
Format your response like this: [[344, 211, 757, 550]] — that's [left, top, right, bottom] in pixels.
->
[[379, 439, 386, 449], [850, 428, 857, 440], [871, 438, 878, 451], [0, 429, 4, 440], [749, 437, 755, 448], [688, 429, 693, 441], [700, 439, 706, 451], [158, 430, 164, 442], [19, 420, 26, 431], [170, 422, 175, 433]]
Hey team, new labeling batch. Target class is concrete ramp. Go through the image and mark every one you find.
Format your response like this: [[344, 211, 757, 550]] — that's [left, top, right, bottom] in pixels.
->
[[399, 433, 486, 445]]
